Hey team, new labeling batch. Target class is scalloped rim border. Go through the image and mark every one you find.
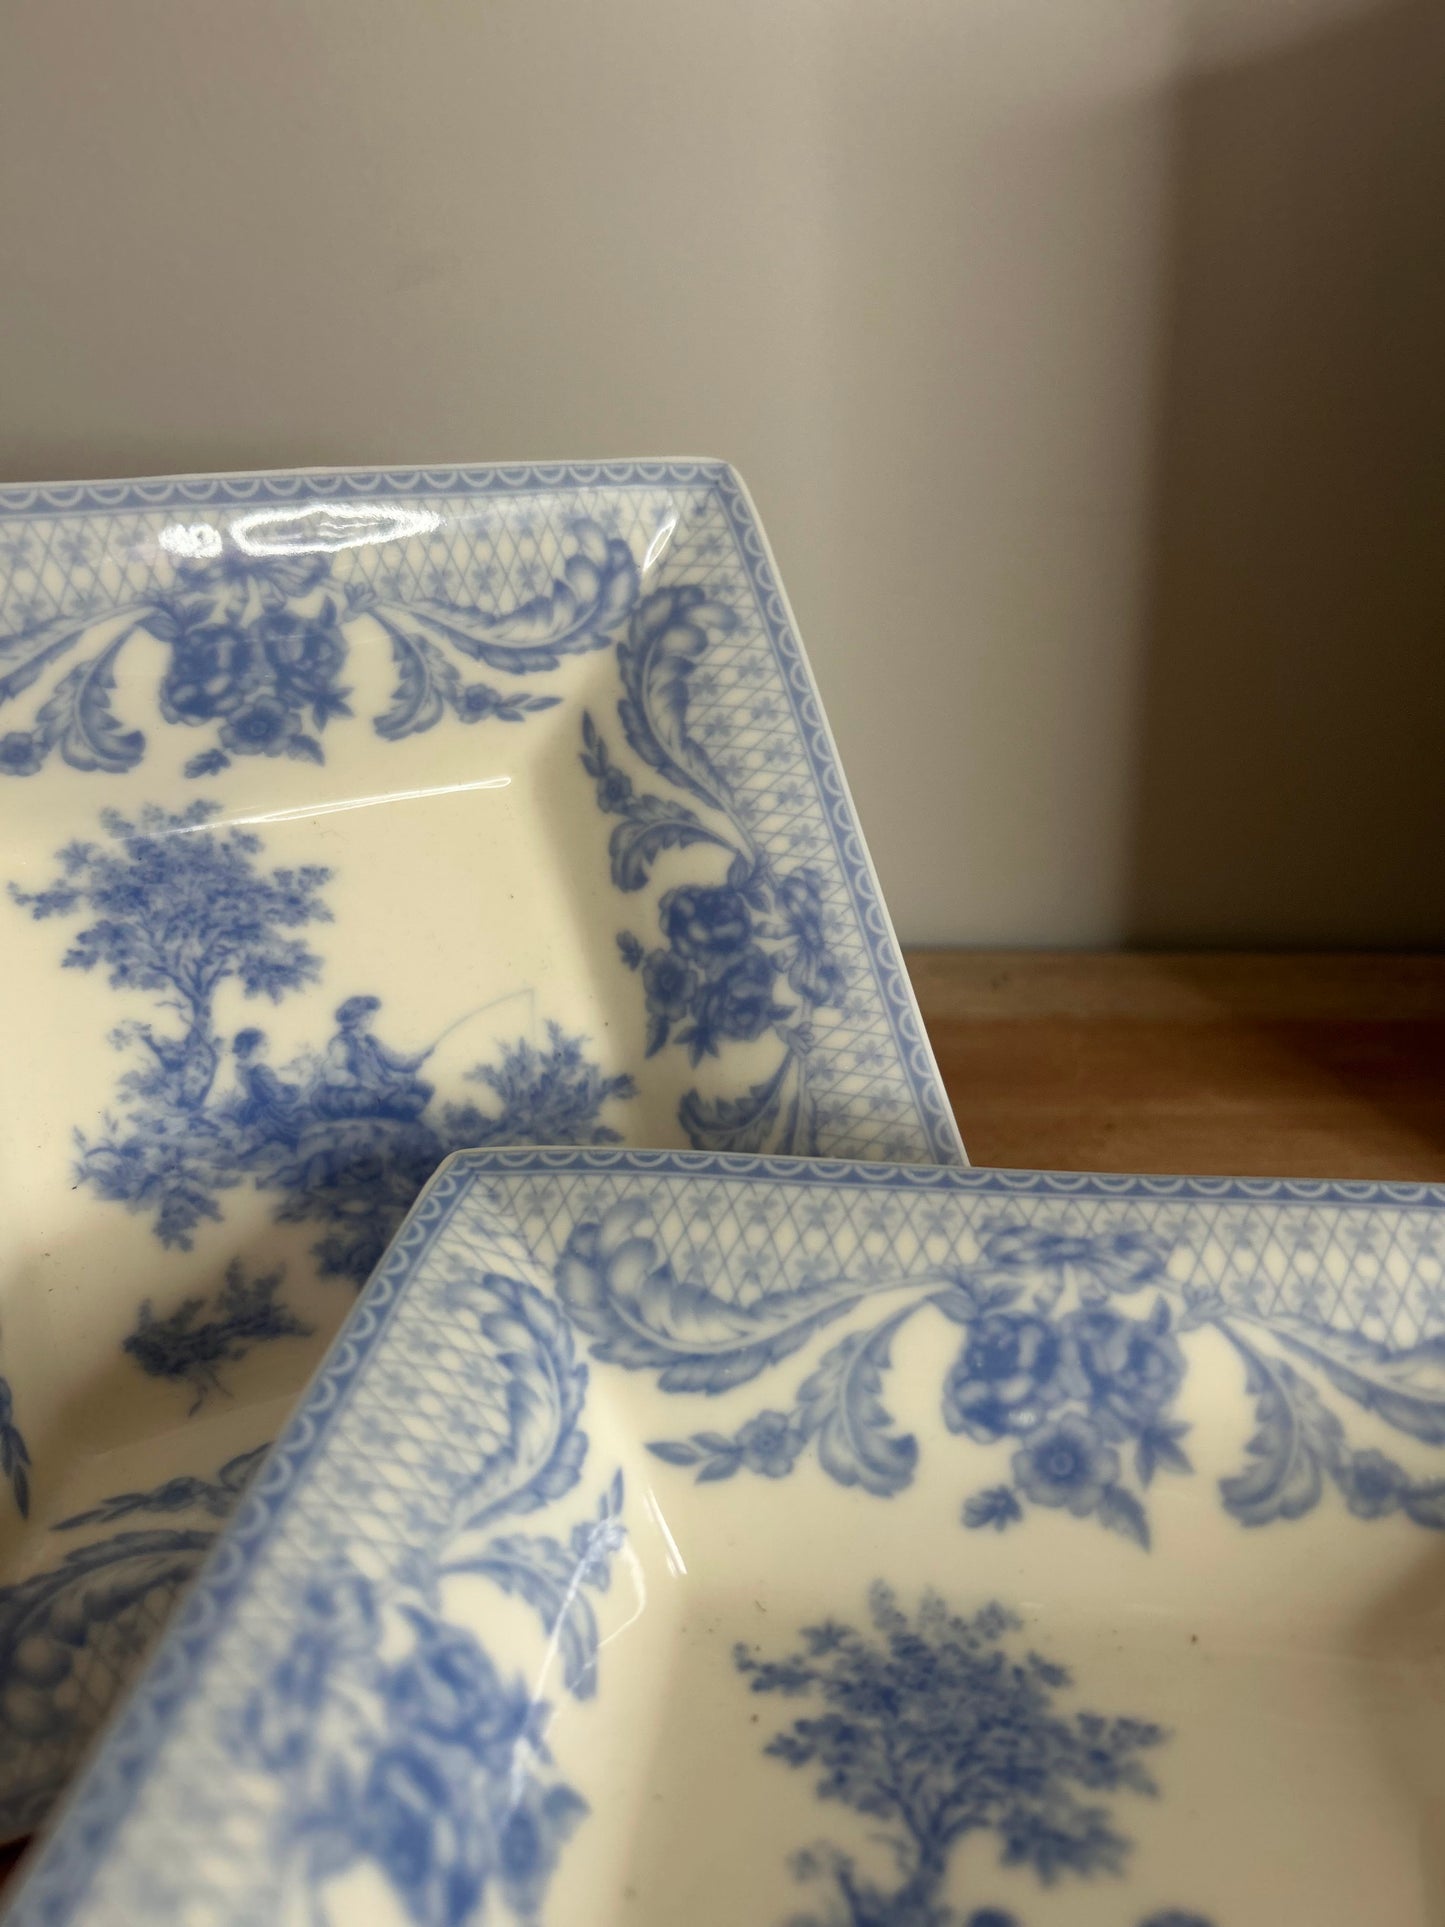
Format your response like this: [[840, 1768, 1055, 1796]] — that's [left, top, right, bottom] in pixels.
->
[[0, 460, 732, 517], [9, 1147, 1445, 1920], [0, 456, 963, 1171], [443, 1147, 1445, 1206]]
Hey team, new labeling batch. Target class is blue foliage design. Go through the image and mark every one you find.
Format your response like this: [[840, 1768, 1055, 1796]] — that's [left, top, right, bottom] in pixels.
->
[[234, 1269, 624, 1927], [1, 1375, 31, 1518], [0, 1448, 265, 1800], [11, 802, 635, 1292], [0, 516, 637, 776], [51, 1445, 269, 1529], [122, 1260, 313, 1413], [581, 585, 845, 1155], [737, 1584, 1211, 1927], [557, 1204, 1445, 1544]]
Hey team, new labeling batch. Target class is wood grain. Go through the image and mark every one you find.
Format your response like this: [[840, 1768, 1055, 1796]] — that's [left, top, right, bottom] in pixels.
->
[[907, 950, 1445, 1180]]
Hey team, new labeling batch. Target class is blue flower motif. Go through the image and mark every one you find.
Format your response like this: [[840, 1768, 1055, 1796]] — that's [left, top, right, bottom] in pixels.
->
[[218, 695, 300, 758], [1060, 1306, 1186, 1438], [264, 608, 348, 715], [1337, 1448, 1406, 1519], [384, 1613, 515, 1750], [1, 513, 636, 776], [774, 870, 843, 1008], [580, 579, 840, 1154], [0, 732, 44, 777], [660, 883, 754, 967], [241, 1629, 334, 1770], [357, 1739, 488, 1927], [735, 1410, 801, 1478], [685, 947, 782, 1060], [592, 761, 634, 811], [942, 1313, 1065, 1442], [494, 1778, 588, 1922], [158, 625, 261, 724], [1011, 1413, 1120, 1517], [641, 947, 698, 1041]]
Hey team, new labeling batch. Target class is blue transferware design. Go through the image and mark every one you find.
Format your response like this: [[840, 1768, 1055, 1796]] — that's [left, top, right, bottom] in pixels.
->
[[239, 1577, 590, 1927], [0, 509, 636, 777], [0, 461, 961, 1174], [0, 1447, 267, 1839], [0, 1379, 30, 1519], [7, 1152, 1443, 1927], [0, 801, 632, 1809], [4, 1180, 630, 1924], [51, 1447, 270, 1530], [556, 1199, 1445, 1547], [122, 1262, 313, 1413], [0, 460, 963, 1843], [231, 1269, 624, 1927], [12, 800, 634, 1288], [582, 584, 845, 1155], [738, 1584, 1210, 1927]]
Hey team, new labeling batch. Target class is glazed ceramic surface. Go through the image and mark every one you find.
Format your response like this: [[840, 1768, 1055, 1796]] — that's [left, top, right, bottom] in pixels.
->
[[0, 462, 961, 1838], [9, 1150, 1445, 1926]]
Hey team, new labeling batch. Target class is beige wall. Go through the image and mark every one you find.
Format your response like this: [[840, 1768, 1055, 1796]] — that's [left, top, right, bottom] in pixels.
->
[[3, 0, 1441, 946]]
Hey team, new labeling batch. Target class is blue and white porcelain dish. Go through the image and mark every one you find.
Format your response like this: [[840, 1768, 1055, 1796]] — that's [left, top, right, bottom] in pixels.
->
[[8, 1149, 1445, 1926], [0, 462, 961, 1839]]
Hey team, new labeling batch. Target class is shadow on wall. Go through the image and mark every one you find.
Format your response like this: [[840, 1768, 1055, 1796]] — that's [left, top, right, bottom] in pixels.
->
[[1126, 0, 1445, 946]]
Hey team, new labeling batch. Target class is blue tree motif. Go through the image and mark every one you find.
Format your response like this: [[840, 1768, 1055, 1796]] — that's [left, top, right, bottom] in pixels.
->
[[0, 515, 638, 776], [122, 1260, 313, 1413], [12, 800, 333, 1246], [581, 586, 845, 1155], [735, 1584, 1181, 1927], [11, 806, 635, 1293], [233, 1271, 626, 1927], [555, 1203, 1445, 1544]]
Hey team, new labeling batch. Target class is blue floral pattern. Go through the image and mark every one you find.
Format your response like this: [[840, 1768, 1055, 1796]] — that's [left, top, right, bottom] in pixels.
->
[[0, 464, 968, 1845], [13, 1152, 1430, 1923], [230, 1269, 623, 1927], [5, 1256, 626, 1911], [557, 1203, 1445, 1548], [581, 584, 846, 1154], [739, 1584, 1210, 1927], [0, 1446, 267, 1835], [0, 512, 637, 776]]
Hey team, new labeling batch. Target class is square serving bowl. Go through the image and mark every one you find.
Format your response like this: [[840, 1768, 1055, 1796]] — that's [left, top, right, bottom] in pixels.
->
[[8, 1150, 1444, 1926], [0, 463, 960, 1836]]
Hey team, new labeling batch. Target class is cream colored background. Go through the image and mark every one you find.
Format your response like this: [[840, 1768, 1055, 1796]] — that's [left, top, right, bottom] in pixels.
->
[[2, 0, 1442, 945]]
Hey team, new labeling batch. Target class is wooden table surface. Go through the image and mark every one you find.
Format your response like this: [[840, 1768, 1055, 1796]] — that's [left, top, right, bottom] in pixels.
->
[[907, 949, 1445, 1181], [2, 950, 1442, 1891]]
